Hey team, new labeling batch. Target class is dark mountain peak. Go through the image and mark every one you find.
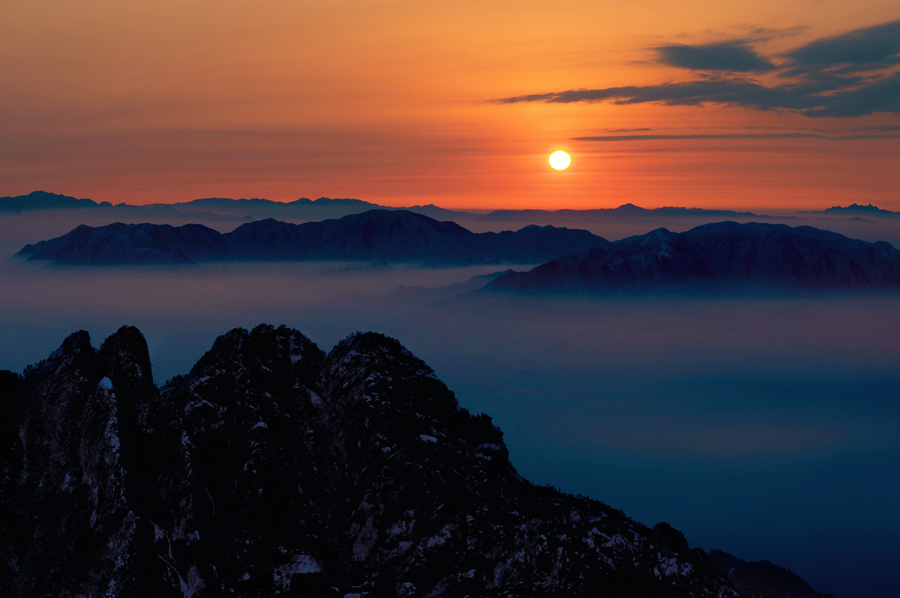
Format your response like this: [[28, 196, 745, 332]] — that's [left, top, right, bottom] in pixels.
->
[[28, 190, 73, 199], [331, 329, 410, 358], [189, 325, 326, 400], [193, 324, 322, 372], [326, 332, 444, 411], [824, 202, 893, 214], [615, 202, 648, 213], [0, 190, 100, 212], [17, 221, 228, 264], [517, 223, 554, 231], [652, 521, 691, 554], [0, 325, 838, 596], [641, 226, 676, 242], [60, 329, 94, 357], [231, 217, 295, 233], [344, 207, 463, 230], [98, 326, 154, 391], [311, 196, 372, 205], [686, 220, 793, 238], [186, 196, 274, 206], [489, 221, 900, 293], [28, 330, 98, 381], [17, 209, 607, 265], [329, 331, 436, 377]]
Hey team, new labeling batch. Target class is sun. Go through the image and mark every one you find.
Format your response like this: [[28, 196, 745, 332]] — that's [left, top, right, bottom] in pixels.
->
[[549, 150, 571, 170]]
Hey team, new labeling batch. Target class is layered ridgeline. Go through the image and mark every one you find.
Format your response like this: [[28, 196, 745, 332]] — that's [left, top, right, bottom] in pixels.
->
[[0, 190, 474, 221], [15, 210, 607, 265], [0, 325, 832, 597], [487, 221, 900, 292]]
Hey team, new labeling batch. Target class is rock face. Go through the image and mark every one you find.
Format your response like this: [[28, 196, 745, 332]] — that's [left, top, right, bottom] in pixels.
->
[[487, 221, 900, 293], [0, 325, 748, 597], [704, 551, 834, 598], [16, 210, 608, 265]]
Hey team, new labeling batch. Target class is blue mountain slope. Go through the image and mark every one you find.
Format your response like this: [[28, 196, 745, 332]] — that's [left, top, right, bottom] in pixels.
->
[[18, 222, 228, 264], [16, 210, 608, 265], [487, 221, 900, 292]]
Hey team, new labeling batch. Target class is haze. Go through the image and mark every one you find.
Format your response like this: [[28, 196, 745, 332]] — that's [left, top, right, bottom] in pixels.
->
[[2, 228, 899, 597]]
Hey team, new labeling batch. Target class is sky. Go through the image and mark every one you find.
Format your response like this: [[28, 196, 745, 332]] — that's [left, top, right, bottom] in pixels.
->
[[2, 0, 900, 209]]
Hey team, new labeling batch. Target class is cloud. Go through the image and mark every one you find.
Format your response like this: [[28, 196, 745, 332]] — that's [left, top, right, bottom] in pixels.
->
[[494, 78, 819, 111], [491, 20, 900, 118], [574, 132, 900, 142], [807, 71, 900, 117], [656, 42, 775, 72], [736, 24, 809, 43], [784, 20, 900, 68], [603, 127, 652, 133]]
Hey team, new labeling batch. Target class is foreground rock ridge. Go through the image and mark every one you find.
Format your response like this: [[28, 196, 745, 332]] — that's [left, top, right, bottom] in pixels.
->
[[1, 325, 825, 597]]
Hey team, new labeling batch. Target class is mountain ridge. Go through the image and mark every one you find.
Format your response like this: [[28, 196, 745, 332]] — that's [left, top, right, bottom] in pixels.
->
[[475, 204, 760, 222], [0, 190, 477, 221], [16, 210, 609, 265], [487, 220, 900, 293], [0, 324, 832, 597], [6, 190, 899, 221]]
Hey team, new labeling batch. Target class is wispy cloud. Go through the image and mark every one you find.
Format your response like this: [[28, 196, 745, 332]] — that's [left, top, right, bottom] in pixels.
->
[[575, 132, 900, 141], [492, 20, 900, 118], [656, 42, 775, 72], [784, 20, 900, 69], [603, 127, 652, 133]]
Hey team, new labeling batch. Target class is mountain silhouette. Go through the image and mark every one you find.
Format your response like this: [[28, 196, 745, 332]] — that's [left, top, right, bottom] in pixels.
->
[[16, 210, 608, 265], [487, 221, 900, 293], [0, 324, 830, 597]]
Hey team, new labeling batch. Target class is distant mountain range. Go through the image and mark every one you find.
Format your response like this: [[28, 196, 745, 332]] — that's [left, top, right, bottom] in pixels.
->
[[475, 203, 760, 222], [17, 214, 900, 293], [0, 190, 476, 221], [5, 190, 898, 223], [487, 221, 900, 293], [817, 203, 900, 218], [0, 324, 831, 597], [16, 210, 607, 265], [0, 190, 106, 211]]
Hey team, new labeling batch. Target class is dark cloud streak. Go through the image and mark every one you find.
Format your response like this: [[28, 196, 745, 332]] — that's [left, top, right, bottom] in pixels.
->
[[575, 132, 900, 141], [657, 42, 775, 72], [785, 20, 900, 67], [492, 20, 900, 118]]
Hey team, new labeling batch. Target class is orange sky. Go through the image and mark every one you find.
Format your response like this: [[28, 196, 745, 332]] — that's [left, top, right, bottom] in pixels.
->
[[2, 0, 899, 210]]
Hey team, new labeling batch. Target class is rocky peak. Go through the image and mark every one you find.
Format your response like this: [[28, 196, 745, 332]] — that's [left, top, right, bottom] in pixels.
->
[[99, 325, 155, 390], [0, 324, 832, 597]]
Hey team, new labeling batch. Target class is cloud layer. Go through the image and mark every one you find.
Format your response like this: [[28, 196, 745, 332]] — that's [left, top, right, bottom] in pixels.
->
[[494, 20, 900, 117]]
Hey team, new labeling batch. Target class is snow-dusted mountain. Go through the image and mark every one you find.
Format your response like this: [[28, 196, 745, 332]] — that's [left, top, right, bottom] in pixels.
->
[[487, 221, 900, 293], [16, 210, 608, 265], [0, 324, 830, 597]]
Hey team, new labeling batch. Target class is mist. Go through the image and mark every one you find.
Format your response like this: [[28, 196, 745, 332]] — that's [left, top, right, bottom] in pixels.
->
[[3, 212, 900, 598], [2, 252, 899, 598]]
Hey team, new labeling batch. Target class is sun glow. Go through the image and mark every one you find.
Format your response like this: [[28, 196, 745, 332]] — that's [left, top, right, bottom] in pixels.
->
[[549, 150, 571, 170]]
